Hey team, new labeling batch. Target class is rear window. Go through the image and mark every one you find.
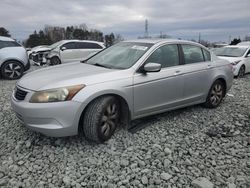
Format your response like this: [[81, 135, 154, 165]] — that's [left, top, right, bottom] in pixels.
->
[[202, 49, 211, 61], [0, 41, 21, 49]]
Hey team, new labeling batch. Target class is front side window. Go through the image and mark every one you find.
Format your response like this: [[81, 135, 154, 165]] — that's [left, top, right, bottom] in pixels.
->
[[182, 44, 204, 64], [86, 42, 153, 69], [0, 41, 21, 49], [62, 42, 76, 50], [145, 44, 179, 68]]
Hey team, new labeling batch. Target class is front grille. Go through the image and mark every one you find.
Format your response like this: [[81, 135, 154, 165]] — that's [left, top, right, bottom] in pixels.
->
[[15, 87, 28, 101], [32, 54, 39, 62]]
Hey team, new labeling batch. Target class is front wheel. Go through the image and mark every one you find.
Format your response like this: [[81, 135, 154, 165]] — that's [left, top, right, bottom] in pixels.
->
[[204, 80, 225, 108], [1, 61, 24, 80], [50, 56, 61, 66], [82, 96, 120, 143]]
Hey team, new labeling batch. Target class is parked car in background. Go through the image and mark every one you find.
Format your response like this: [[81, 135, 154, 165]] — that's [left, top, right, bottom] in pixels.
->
[[11, 39, 233, 143], [214, 45, 250, 77], [46, 40, 105, 65], [0, 36, 30, 79], [237, 41, 250, 46], [29, 45, 50, 65]]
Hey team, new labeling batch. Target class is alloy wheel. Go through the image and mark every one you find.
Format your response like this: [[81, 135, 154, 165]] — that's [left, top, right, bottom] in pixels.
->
[[210, 83, 223, 106], [100, 103, 119, 137], [4, 62, 22, 79]]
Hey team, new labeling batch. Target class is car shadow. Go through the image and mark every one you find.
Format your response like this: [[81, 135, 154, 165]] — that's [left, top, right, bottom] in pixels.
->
[[128, 105, 201, 133]]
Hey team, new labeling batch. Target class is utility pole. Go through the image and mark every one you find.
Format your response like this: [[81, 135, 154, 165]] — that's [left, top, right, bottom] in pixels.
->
[[198, 32, 201, 43], [144, 19, 149, 38]]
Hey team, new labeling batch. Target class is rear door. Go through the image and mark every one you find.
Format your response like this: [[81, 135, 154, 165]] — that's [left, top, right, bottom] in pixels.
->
[[180, 44, 213, 103], [133, 44, 184, 118]]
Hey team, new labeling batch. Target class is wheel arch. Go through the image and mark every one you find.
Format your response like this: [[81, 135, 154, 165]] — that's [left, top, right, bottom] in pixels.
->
[[78, 93, 132, 134], [211, 76, 227, 97], [1, 58, 25, 69]]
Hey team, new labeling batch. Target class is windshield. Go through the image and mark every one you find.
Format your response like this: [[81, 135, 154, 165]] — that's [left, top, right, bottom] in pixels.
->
[[85, 42, 153, 69], [214, 47, 247, 57], [49, 41, 64, 49]]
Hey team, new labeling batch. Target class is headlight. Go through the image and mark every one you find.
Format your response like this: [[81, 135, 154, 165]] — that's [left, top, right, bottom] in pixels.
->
[[231, 60, 241, 65], [30, 84, 85, 103]]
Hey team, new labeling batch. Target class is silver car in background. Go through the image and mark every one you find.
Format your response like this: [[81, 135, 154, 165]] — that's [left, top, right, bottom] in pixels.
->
[[0, 36, 30, 79], [11, 39, 234, 143]]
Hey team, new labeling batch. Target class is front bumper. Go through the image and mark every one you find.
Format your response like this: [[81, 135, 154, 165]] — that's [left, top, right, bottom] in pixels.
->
[[11, 92, 85, 137]]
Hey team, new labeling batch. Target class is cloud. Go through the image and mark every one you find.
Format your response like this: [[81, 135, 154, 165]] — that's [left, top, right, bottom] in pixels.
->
[[0, 0, 249, 42]]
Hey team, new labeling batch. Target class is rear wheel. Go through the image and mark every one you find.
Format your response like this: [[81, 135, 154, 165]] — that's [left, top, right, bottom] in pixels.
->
[[1, 61, 24, 80], [238, 65, 245, 78], [82, 96, 120, 143], [204, 80, 225, 108], [50, 56, 61, 66]]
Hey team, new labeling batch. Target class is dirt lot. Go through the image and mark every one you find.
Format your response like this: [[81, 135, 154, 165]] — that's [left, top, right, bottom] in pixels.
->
[[0, 65, 249, 188]]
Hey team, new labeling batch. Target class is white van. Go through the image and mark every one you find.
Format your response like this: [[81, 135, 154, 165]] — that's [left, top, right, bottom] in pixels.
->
[[46, 40, 105, 65]]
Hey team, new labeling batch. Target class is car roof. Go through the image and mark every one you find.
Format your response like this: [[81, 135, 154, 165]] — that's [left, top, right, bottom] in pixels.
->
[[61, 39, 104, 45], [0, 36, 15, 41], [123, 38, 205, 46]]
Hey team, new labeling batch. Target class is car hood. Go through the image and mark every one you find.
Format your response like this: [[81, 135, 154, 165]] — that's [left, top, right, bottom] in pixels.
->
[[33, 46, 51, 53], [217, 56, 244, 63], [17, 62, 121, 91]]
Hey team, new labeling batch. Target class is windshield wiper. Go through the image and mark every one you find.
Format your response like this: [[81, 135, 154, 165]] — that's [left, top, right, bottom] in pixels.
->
[[93, 63, 112, 69]]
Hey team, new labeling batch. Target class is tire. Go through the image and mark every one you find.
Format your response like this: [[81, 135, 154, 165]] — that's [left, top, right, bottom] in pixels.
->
[[204, 80, 225, 108], [82, 96, 120, 143], [1, 61, 24, 80], [50, 56, 61, 66], [237, 65, 245, 78]]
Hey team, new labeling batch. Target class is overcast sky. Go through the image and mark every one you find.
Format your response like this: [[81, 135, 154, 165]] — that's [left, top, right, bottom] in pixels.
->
[[1, 0, 250, 42]]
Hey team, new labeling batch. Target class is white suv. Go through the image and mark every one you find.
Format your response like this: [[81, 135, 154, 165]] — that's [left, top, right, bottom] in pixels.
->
[[0, 36, 30, 79], [46, 40, 105, 65]]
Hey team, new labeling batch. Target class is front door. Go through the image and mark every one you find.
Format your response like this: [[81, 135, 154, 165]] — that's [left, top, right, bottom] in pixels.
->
[[133, 44, 184, 118], [60, 42, 77, 63]]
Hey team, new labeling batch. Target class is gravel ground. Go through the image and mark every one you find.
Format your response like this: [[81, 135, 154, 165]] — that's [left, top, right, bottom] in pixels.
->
[[0, 65, 249, 188]]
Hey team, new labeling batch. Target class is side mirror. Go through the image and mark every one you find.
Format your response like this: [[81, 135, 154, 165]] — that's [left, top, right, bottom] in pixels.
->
[[247, 54, 250, 57], [61, 46, 66, 51], [143, 63, 161, 73]]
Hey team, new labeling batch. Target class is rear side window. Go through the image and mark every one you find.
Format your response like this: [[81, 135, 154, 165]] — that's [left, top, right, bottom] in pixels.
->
[[145, 44, 179, 68], [0, 41, 21, 49], [62, 42, 76, 49], [202, 49, 211, 61], [182, 44, 204, 64], [77, 42, 103, 49]]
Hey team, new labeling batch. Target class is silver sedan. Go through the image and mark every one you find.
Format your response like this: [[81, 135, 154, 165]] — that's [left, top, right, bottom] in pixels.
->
[[11, 39, 234, 143]]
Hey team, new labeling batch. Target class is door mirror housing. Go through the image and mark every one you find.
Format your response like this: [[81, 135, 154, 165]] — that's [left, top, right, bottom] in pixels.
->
[[61, 46, 66, 51], [246, 54, 250, 57], [143, 63, 161, 73]]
